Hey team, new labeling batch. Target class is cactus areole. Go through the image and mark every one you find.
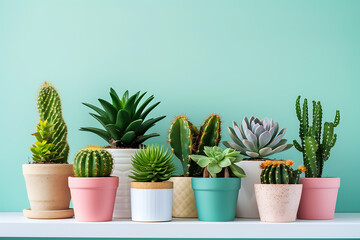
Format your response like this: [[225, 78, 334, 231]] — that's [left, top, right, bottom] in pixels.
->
[[294, 96, 340, 178]]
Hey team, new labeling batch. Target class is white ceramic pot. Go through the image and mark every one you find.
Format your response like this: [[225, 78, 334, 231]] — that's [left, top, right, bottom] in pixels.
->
[[255, 184, 303, 222], [235, 160, 263, 218], [131, 182, 173, 222], [106, 148, 137, 219]]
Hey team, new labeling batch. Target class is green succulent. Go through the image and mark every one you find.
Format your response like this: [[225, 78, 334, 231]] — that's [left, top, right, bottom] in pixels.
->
[[30, 120, 62, 162], [190, 146, 246, 178], [80, 89, 166, 148], [129, 145, 175, 182]]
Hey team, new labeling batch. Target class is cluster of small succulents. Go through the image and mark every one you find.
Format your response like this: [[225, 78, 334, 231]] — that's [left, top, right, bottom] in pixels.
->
[[223, 116, 293, 159], [73, 146, 114, 177], [260, 160, 306, 184], [293, 96, 340, 178], [81, 89, 165, 148], [168, 114, 221, 177]]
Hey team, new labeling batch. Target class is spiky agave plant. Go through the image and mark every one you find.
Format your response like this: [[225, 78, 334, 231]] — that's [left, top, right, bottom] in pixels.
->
[[223, 116, 292, 159], [80, 89, 166, 148], [129, 145, 175, 182]]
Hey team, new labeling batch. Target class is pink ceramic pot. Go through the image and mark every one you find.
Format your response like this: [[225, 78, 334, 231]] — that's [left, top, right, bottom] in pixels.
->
[[69, 177, 119, 222], [255, 184, 303, 223], [297, 177, 340, 220]]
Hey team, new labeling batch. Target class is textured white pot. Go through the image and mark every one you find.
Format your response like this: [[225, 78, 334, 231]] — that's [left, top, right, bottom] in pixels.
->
[[131, 182, 173, 222], [106, 148, 137, 219], [235, 160, 263, 218]]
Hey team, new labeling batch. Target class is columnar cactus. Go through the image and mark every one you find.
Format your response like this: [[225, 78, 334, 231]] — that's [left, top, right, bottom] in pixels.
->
[[260, 160, 306, 184], [168, 114, 221, 177], [73, 146, 114, 177], [37, 82, 69, 163], [294, 96, 340, 178]]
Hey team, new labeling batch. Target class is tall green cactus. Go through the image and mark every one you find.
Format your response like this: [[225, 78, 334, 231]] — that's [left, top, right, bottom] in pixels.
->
[[37, 82, 69, 163], [294, 96, 340, 177], [73, 146, 113, 177], [168, 114, 221, 177]]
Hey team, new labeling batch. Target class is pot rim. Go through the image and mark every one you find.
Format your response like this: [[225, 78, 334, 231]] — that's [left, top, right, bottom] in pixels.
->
[[68, 176, 119, 189], [131, 181, 173, 189]]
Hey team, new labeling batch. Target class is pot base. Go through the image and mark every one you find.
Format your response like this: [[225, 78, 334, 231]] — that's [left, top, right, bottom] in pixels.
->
[[23, 208, 74, 219]]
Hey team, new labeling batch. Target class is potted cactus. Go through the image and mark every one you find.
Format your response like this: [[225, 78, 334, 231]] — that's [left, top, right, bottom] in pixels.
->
[[69, 146, 119, 222], [168, 114, 221, 218], [81, 88, 165, 218], [190, 146, 246, 221], [223, 116, 292, 218], [129, 145, 175, 222], [23, 82, 73, 219], [294, 96, 341, 220], [255, 160, 306, 222]]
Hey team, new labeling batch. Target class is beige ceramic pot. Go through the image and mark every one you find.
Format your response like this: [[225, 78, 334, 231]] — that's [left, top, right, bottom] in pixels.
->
[[170, 177, 197, 218], [23, 164, 74, 218], [255, 184, 303, 223]]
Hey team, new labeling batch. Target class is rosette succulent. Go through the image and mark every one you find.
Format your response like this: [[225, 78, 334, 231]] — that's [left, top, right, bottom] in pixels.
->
[[223, 116, 292, 159], [80, 89, 166, 148], [190, 146, 246, 178], [129, 145, 175, 182]]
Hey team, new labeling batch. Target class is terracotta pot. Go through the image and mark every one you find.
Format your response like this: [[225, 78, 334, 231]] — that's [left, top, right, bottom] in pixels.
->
[[235, 160, 262, 218], [69, 176, 119, 222], [255, 184, 303, 223], [170, 177, 197, 218], [297, 177, 340, 220], [23, 164, 73, 211], [131, 181, 173, 222], [107, 148, 137, 219]]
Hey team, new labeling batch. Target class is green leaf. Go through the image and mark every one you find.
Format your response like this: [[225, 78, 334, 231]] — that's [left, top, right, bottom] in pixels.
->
[[134, 95, 154, 119], [138, 116, 166, 135], [189, 155, 203, 162], [207, 162, 222, 175], [140, 102, 160, 120], [124, 93, 139, 117], [229, 164, 246, 178], [79, 127, 110, 142], [115, 109, 131, 132], [82, 102, 108, 119], [125, 119, 143, 134], [98, 98, 117, 122], [121, 131, 136, 145], [133, 133, 160, 145], [218, 158, 231, 167], [197, 157, 211, 168], [110, 88, 122, 110]]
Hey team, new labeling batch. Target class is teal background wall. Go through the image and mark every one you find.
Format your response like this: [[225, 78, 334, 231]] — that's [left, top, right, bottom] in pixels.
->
[[1, 0, 360, 219]]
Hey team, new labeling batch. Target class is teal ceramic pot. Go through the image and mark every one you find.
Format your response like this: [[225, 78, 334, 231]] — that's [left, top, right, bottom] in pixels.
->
[[192, 178, 241, 221]]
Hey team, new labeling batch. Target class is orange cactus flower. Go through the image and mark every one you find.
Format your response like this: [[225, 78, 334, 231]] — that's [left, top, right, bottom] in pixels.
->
[[298, 165, 307, 172]]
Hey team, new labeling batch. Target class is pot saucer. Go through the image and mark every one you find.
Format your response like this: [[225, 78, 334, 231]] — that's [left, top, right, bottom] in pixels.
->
[[23, 208, 74, 219]]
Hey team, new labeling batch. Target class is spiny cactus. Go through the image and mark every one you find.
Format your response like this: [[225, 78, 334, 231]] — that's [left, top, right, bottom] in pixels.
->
[[168, 114, 221, 177], [37, 82, 69, 163], [260, 160, 306, 184], [73, 146, 114, 177], [294, 96, 340, 177], [190, 146, 246, 178], [129, 145, 175, 182], [80, 89, 165, 148], [223, 116, 292, 158]]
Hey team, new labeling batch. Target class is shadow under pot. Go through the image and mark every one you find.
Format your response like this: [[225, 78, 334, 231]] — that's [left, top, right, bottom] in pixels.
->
[[192, 178, 241, 221], [131, 181, 173, 222], [255, 184, 303, 223], [69, 176, 119, 222], [297, 177, 340, 220]]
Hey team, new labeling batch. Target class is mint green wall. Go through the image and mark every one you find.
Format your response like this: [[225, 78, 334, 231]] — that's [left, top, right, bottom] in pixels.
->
[[1, 0, 360, 216]]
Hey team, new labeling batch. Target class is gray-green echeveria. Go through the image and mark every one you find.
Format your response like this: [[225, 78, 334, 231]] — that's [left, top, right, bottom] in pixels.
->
[[223, 116, 293, 158], [190, 146, 246, 178]]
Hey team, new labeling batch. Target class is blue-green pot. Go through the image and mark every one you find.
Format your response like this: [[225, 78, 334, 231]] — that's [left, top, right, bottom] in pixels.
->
[[192, 178, 241, 221]]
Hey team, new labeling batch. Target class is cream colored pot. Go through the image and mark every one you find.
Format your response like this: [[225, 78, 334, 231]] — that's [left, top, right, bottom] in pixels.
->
[[255, 184, 303, 223], [170, 177, 197, 218], [23, 164, 73, 218], [107, 148, 137, 219]]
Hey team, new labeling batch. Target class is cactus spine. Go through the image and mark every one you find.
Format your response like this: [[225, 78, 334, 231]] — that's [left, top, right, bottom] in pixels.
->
[[37, 82, 69, 163], [260, 160, 306, 184], [73, 146, 113, 177], [294, 96, 340, 177], [168, 114, 221, 177]]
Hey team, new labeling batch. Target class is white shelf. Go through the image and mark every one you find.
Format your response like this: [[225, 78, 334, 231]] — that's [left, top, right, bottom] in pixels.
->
[[0, 212, 359, 238]]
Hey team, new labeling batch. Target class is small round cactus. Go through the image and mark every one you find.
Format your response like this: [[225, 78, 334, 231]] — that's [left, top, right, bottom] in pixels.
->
[[260, 160, 306, 184], [73, 146, 113, 177]]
